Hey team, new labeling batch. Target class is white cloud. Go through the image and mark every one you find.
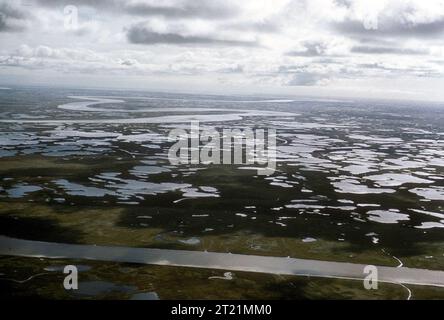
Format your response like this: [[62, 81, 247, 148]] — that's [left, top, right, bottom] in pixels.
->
[[0, 0, 443, 100]]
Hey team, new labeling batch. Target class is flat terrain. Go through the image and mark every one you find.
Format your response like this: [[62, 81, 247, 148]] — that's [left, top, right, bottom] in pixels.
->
[[1, 87, 444, 299]]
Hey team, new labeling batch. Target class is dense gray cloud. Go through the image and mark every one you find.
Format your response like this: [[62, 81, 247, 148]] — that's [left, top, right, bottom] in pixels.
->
[[124, 1, 238, 19], [0, 2, 28, 32], [34, 0, 119, 9], [332, 0, 444, 36], [127, 25, 257, 46], [34, 0, 238, 19], [351, 46, 428, 55], [334, 19, 444, 38]]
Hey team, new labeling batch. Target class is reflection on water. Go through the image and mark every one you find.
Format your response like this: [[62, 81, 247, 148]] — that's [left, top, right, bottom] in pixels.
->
[[131, 291, 160, 300], [2, 235, 444, 288], [7, 184, 42, 198]]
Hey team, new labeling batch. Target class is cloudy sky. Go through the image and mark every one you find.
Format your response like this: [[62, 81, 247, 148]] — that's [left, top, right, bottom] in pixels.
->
[[1, 0, 444, 101]]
